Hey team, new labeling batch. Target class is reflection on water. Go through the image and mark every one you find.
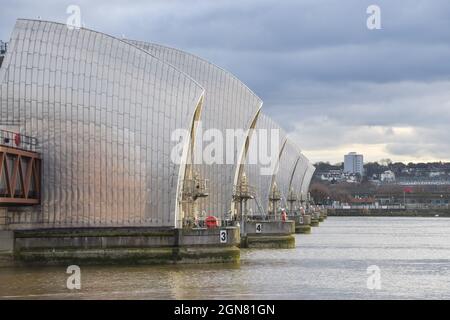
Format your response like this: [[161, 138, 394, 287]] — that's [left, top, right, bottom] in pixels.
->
[[1, 217, 450, 299]]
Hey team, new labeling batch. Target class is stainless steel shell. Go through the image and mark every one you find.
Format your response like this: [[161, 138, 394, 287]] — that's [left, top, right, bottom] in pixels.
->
[[0, 20, 204, 228]]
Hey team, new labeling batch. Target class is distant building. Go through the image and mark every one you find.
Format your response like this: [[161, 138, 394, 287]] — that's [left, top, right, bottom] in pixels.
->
[[380, 170, 396, 182], [344, 152, 364, 176], [345, 173, 359, 183], [429, 171, 445, 178], [320, 169, 345, 182], [318, 169, 359, 184]]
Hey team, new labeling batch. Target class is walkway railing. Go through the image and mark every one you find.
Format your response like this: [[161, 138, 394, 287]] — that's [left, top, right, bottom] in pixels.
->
[[185, 217, 238, 229], [0, 40, 7, 68], [0, 40, 7, 55], [246, 214, 290, 221], [0, 129, 38, 152]]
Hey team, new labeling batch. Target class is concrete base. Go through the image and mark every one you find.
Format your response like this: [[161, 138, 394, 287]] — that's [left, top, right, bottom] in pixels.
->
[[13, 246, 240, 266], [0, 252, 14, 267], [290, 215, 312, 234], [0, 208, 8, 230], [0, 230, 14, 251], [295, 225, 311, 234], [241, 234, 295, 249], [310, 211, 321, 226], [0, 230, 15, 267], [3, 227, 241, 267], [240, 220, 295, 249], [319, 210, 326, 222], [310, 218, 320, 227]]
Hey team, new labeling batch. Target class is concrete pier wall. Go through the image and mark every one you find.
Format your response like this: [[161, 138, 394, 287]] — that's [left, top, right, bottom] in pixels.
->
[[241, 221, 295, 249], [0, 231, 14, 251], [319, 211, 325, 222], [310, 212, 320, 227], [0, 228, 15, 267], [2, 227, 241, 267], [289, 215, 311, 225], [0, 208, 7, 230], [290, 215, 312, 234], [303, 215, 312, 225], [244, 221, 295, 235]]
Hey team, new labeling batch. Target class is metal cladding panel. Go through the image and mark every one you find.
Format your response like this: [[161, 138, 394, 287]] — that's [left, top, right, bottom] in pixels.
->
[[0, 20, 204, 228], [244, 113, 286, 215], [290, 152, 308, 198], [295, 153, 309, 195], [274, 138, 301, 208], [301, 163, 316, 199], [129, 40, 263, 219]]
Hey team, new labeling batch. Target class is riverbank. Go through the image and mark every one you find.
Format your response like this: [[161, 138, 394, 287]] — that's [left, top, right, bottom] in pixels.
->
[[327, 208, 450, 217]]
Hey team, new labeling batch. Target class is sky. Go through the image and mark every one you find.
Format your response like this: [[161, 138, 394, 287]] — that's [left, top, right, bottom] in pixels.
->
[[1, 0, 450, 164]]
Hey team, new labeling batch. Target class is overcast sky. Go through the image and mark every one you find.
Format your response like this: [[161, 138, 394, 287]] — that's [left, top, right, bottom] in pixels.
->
[[1, 0, 450, 164]]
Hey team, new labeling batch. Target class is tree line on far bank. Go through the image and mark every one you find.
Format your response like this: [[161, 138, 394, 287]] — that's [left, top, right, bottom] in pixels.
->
[[314, 160, 450, 179]]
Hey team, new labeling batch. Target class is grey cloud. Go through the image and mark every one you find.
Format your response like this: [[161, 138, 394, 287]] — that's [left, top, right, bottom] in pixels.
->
[[265, 80, 450, 127], [1, 0, 449, 162]]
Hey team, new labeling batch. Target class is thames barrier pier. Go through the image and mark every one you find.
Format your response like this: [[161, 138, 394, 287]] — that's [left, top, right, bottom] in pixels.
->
[[242, 220, 295, 248], [0, 20, 316, 266], [234, 175, 295, 249], [310, 211, 321, 227], [10, 227, 241, 266], [292, 213, 312, 234]]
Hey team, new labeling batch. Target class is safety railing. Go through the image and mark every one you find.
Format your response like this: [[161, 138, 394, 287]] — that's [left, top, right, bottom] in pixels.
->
[[0, 41, 7, 68], [0, 41, 7, 55], [245, 214, 290, 222], [184, 217, 238, 229], [0, 129, 38, 152]]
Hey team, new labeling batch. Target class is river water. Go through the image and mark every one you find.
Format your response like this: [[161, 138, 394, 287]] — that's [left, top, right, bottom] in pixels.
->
[[1, 217, 449, 299]]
